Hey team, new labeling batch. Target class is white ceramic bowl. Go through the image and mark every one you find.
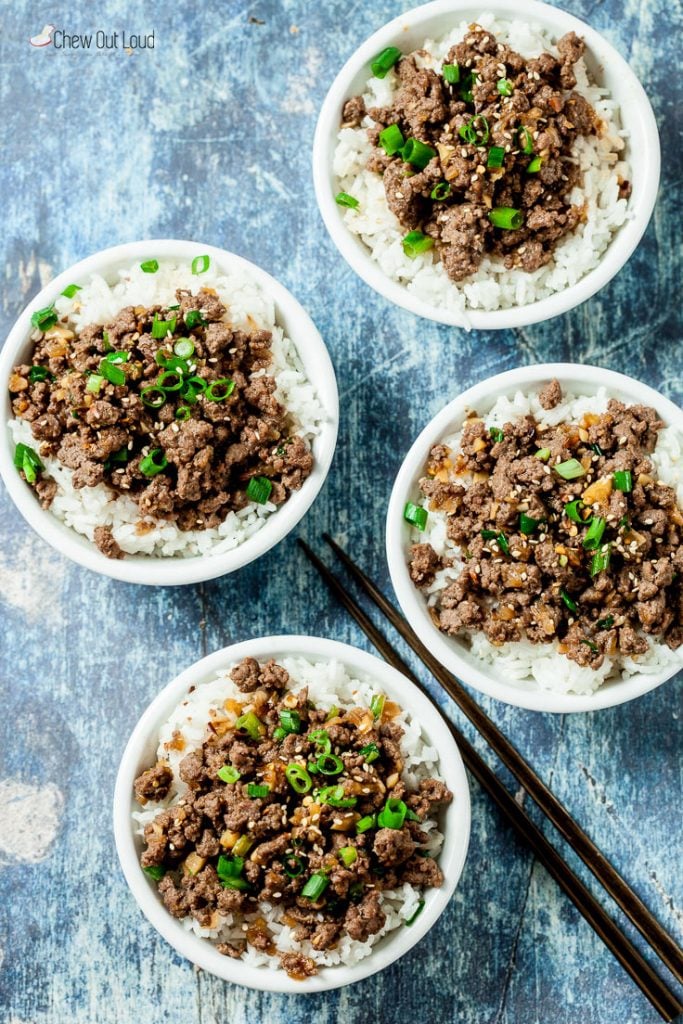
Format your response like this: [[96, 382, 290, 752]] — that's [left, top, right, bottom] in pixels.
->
[[113, 635, 471, 993], [313, 0, 660, 330], [0, 240, 338, 586], [387, 364, 683, 713]]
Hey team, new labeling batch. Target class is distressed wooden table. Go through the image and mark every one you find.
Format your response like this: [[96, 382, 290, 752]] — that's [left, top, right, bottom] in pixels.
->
[[1, 2, 681, 1022]]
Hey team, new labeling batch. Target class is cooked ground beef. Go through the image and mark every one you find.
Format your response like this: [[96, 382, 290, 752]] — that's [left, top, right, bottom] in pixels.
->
[[134, 659, 452, 979], [345, 26, 603, 280], [409, 382, 683, 668], [10, 290, 314, 556]]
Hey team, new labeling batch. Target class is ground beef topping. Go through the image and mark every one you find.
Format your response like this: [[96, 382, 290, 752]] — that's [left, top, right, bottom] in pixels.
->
[[10, 288, 314, 556], [134, 659, 453, 979], [344, 26, 604, 281], [408, 382, 683, 667]]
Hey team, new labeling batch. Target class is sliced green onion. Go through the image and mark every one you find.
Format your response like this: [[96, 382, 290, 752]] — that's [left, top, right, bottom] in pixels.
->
[[191, 254, 210, 275], [14, 443, 44, 485], [140, 259, 159, 273], [356, 814, 376, 834], [143, 865, 166, 881], [618, 515, 630, 529], [535, 448, 551, 461], [481, 529, 498, 540], [519, 513, 539, 535], [185, 310, 207, 330], [583, 516, 606, 551], [156, 370, 184, 392], [173, 338, 195, 359], [167, 304, 180, 311], [235, 711, 264, 741], [516, 126, 533, 154], [442, 62, 460, 84], [580, 638, 598, 654], [402, 230, 434, 259], [589, 443, 606, 456], [86, 374, 104, 394], [325, 705, 340, 721], [561, 589, 578, 614], [360, 743, 380, 764], [301, 872, 329, 900], [308, 729, 332, 755], [405, 807, 421, 822], [317, 784, 356, 808], [554, 458, 586, 480], [613, 470, 633, 493], [487, 146, 505, 169], [558, 555, 568, 568], [99, 359, 126, 386], [590, 545, 611, 577], [370, 693, 385, 719], [273, 727, 287, 742], [371, 46, 401, 79], [335, 191, 360, 210], [526, 156, 542, 174], [175, 405, 191, 421], [405, 899, 425, 925], [30, 305, 58, 332], [401, 138, 437, 170], [279, 709, 301, 735], [102, 331, 112, 352], [430, 181, 452, 201], [339, 847, 358, 868], [404, 502, 427, 530], [140, 386, 167, 409], [182, 375, 208, 403], [217, 855, 249, 890], [218, 765, 240, 784], [496, 532, 510, 555], [232, 835, 254, 859], [247, 783, 269, 799], [458, 115, 489, 146], [489, 426, 504, 442], [286, 763, 312, 794], [317, 753, 343, 776], [28, 365, 54, 383], [379, 123, 405, 156], [488, 207, 524, 230], [139, 448, 168, 478], [497, 78, 513, 96], [206, 378, 235, 402], [104, 350, 130, 365], [283, 854, 304, 878], [61, 283, 82, 298], [459, 70, 476, 104], [151, 315, 177, 340], [565, 499, 586, 523], [246, 476, 272, 504], [377, 797, 408, 829], [597, 615, 615, 630]]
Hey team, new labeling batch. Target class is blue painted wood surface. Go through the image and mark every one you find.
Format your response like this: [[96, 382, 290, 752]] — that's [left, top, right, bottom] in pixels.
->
[[0, 2, 681, 1022]]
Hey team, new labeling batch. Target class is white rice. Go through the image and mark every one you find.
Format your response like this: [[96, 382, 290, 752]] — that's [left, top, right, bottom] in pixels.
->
[[133, 656, 446, 970], [409, 387, 683, 695], [9, 260, 326, 558], [334, 13, 631, 323]]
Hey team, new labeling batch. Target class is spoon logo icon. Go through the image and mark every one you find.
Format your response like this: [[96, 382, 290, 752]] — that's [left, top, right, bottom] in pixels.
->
[[29, 24, 55, 47]]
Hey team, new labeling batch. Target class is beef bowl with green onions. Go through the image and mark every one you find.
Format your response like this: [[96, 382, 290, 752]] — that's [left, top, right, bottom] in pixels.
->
[[0, 241, 338, 585], [387, 365, 683, 713], [314, 0, 660, 329], [113, 636, 470, 992]]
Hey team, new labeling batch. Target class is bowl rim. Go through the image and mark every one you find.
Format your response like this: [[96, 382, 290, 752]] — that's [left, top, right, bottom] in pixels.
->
[[386, 363, 683, 713], [0, 239, 339, 586], [112, 634, 471, 993], [312, 0, 661, 330]]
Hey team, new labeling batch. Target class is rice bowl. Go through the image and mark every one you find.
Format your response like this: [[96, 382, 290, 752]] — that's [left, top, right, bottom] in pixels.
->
[[387, 365, 683, 713], [313, 0, 660, 329], [113, 636, 471, 992], [0, 241, 338, 586]]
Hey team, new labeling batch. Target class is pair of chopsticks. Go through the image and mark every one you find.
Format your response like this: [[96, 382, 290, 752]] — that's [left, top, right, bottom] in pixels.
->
[[298, 535, 683, 1022]]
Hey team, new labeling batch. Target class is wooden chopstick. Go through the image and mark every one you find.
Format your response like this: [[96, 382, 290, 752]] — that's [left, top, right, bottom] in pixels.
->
[[298, 539, 683, 1022], [322, 532, 683, 989]]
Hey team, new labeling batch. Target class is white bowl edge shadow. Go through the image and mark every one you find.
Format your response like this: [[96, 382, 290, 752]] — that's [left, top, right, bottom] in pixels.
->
[[313, 0, 661, 330], [386, 363, 683, 713], [0, 240, 339, 586], [113, 635, 471, 993]]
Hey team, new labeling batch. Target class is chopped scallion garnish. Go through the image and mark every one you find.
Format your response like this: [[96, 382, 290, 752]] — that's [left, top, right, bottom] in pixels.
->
[[564, 499, 586, 523], [583, 516, 606, 551], [335, 191, 360, 210], [285, 763, 312, 794], [140, 386, 167, 409], [14, 443, 44, 485], [377, 797, 408, 829], [488, 207, 524, 230], [402, 230, 434, 258], [279, 709, 301, 735], [401, 137, 437, 170], [370, 693, 385, 719], [99, 358, 126, 386], [590, 545, 611, 577], [489, 426, 504, 442], [235, 711, 264, 741], [535, 448, 551, 461], [405, 899, 425, 925], [379, 123, 405, 156], [519, 513, 539, 535], [151, 314, 177, 340], [30, 305, 58, 332], [143, 865, 166, 881], [404, 502, 427, 530], [597, 615, 614, 630], [430, 181, 452, 201], [356, 814, 376, 834], [185, 310, 207, 329], [370, 46, 401, 79], [191, 254, 210, 275], [28, 365, 53, 383], [246, 475, 272, 504], [301, 872, 329, 900], [497, 78, 513, 96], [139, 448, 168, 478], [206, 378, 235, 402], [140, 259, 159, 273], [487, 145, 505, 169], [516, 126, 533, 155], [554, 458, 586, 480], [308, 729, 332, 755], [218, 765, 241, 784], [61, 284, 82, 298], [246, 783, 269, 799], [442, 63, 460, 84], [561, 589, 578, 614], [339, 847, 358, 868], [317, 753, 344, 776], [359, 742, 380, 764], [613, 470, 633, 493]]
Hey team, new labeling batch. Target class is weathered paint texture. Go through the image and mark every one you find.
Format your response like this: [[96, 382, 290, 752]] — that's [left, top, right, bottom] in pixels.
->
[[0, 2, 681, 1022]]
